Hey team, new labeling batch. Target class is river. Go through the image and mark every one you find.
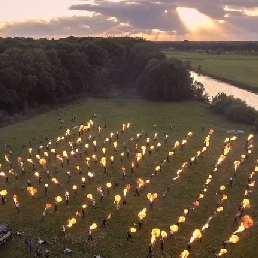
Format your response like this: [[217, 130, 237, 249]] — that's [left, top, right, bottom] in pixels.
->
[[190, 71, 258, 111]]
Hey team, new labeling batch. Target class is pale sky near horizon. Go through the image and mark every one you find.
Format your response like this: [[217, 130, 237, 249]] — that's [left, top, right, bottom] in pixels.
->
[[0, 0, 258, 40]]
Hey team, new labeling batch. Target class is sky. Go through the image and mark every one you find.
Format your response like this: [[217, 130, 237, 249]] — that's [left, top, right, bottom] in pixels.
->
[[0, 0, 258, 41]]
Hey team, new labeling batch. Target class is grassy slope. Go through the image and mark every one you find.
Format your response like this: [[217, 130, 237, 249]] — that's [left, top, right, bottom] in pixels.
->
[[0, 98, 257, 258], [163, 51, 258, 89]]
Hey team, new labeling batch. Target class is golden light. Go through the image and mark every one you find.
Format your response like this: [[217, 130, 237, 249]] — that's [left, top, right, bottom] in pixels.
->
[[233, 222, 245, 234], [0, 190, 7, 196], [180, 250, 189, 258], [39, 158, 46, 165], [55, 196, 62, 202], [190, 229, 202, 243], [82, 204, 87, 209], [67, 218, 77, 227], [106, 182, 112, 188], [72, 185, 78, 190], [46, 203, 52, 209], [13, 194, 18, 203], [218, 249, 227, 256], [170, 224, 179, 233], [217, 207, 224, 212], [151, 228, 160, 238], [178, 216, 186, 223], [138, 208, 147, 220], [130, 227, 137, 233], [227, 234, 239, 244], [161, 231, 167, 238], [242, 199, 251, 208], [114, 195, 121, 203], [220, 185, 226, 191], [87, 194, 93, 200], [90, 223, 97, 230], [242, 215, 254, 229]]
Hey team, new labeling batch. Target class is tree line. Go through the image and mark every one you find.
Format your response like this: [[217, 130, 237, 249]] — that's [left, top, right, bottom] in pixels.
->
[[156, 41, 258, 52], [0, 37, 205, 120]]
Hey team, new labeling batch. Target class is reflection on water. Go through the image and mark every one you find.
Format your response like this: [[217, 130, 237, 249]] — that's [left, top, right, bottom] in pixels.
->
[[191, 71, 258, 111]]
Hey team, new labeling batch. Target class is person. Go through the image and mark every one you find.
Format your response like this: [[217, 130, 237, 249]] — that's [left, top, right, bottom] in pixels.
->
[[42, 210, 46, 221], [62, 225, 66, 236], [28, 239, 33, 252], [146, 244, 152, 258], [134, 188, 140, 197], [24, 239, 28, 250], [229, 177, 233, 186], [100, 191, 104, 202], [2, 195, 6, 205], [44, 185, 48, 196], [138, 220, 143, 230], [170, 230, 175, 239], [126, 229, 133, 242], [88, 229, 93, 241], [102, 218, 107, 228], [81, 207, 85, 218], [92, 199, 96, 208], [160, 238, 164, 250], [15, 202, 20, 214], [162, 192, 166, 201], [5, 175, 9, 185]]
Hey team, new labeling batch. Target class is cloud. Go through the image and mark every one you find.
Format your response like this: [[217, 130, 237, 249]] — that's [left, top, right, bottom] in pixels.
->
[[0, 0, 257, 40]]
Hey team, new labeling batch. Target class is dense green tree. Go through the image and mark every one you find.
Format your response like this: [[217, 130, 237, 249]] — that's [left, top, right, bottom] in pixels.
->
[[138, 58, 193, 101]]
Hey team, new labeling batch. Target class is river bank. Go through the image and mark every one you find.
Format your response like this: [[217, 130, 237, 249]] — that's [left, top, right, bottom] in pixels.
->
[[191, 68, 258, 94], [190, 71, 258, 111]]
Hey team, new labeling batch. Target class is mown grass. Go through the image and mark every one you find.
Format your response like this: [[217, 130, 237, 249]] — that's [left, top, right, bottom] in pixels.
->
[[163, 51, 258, 90], [0, 98, 258, 258]]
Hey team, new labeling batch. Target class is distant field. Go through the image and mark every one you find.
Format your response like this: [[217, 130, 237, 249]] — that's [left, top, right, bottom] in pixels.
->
[[0, 98, 257, 258], [163, 51, 258, 89]]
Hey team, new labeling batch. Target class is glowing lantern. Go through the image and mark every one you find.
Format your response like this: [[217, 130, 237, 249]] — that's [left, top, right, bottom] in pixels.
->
[[161, 231, 167, 238], [55, 196, 62, 202], [0, 190, 7, 196], [209, 129, 214, 135], [72, 185, 78, 190], [227, 234, 239, 244], [87, 194, 93, 200], [115, 195, 121, 203], [180, 250, 189, 258], [178, 216, 186, 223], [39, 158, 46, 165], [106, 183, 112, 188], [220, 185, 226, 191], [46, 203, 52, 209], [218, 249, 227, 256], [170, 224, 179, 233], [151, 228, 160, 238], [130, 228, 137, 233], [90, 223, 97, 230], [242, 199, 251, 208], [217, 207, 223, 212], [242, 215, 254, 228], [82, 204, 87, 209], [190, 229, 202, 243]]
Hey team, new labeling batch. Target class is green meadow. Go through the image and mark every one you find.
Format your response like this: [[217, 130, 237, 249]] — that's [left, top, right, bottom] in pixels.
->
[[0, 98, 257, 258], [163, 51, 258, 90]]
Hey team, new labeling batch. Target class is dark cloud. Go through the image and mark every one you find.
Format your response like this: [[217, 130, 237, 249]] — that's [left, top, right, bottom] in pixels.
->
[[0, 0, 257, 39]]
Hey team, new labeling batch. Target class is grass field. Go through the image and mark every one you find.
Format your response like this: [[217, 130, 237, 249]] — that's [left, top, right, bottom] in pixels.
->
[[0, 98, 258, 258], [163, 51, 258, 89]]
